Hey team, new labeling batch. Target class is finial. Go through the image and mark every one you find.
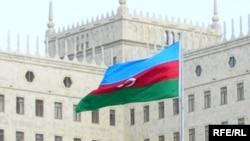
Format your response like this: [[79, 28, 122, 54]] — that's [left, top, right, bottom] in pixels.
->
[[17, 33, 20, 53], [223, 21, 227, 41], [117, 0, 128, 16], [248, 14, 250, 35], [212, 0, 219, 23], [36, 36, 40, 56], [26, 35, 30, 54], [231, 19, 235, 39], [47, 0, 54, 29], [211, 0, 221, 33], [239, 16, 243, 37], [7, 31, 10, 51], [46, 0, 55, 36], [119, 0, 127, 5]]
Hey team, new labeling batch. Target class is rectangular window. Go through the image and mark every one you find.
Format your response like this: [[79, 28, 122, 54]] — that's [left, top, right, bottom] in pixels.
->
[[221, 121, 228, 125], [158, 102, 164, 119], [173, 132, 180, 141], [73, 105, 81, 122], [220, 87, 227, 105], [158, 135, 164, 141], [188, 95, 195, 112], [0, 95, 4, 112], [16, 97, 24, 114], [92, 110, 99, 124], [81, 43, 84, 51], [35, 134, 43, 141], [16, 131, 24, 141], [205, 126, 209, 141], [110, 109, 115, 126], [143, 105, 149, 122], [85, 41, 89, 48], [0, 129, 4, 141], [36, 100, 43, 117], [113, 56, 117, 65], [130, 108, 135, 125], [55, 136, 62, 141], [144, 138, 149, 141], [238, 118, 245, 125], [74, 138, 81, 141], [173, 98, 179, 115], [189, 128, 195, 141], [237, 82, 244, 101], [204, 91, 211, 108], [54, 102, 62, 119]]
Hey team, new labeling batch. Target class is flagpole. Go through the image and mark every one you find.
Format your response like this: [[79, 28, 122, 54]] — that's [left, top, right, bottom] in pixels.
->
[[179, 34, 185, 141]]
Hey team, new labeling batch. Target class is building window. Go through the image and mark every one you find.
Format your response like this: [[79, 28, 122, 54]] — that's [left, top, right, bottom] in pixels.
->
[[55, 136, 62, 141], [110, 109, 115, 126], [221, 121, 228, 125], [25, 71, 35, 82], [205, 126, 209, 141], [189, 128, 195, 141], [144, 138, 149, 141], [36, 134, 43, 141], [220, 87, 227, 105], [195, 65, 202, 77], [36, 100, 43, 117], [85, 41, 89, 49], [76, 36, 80, 51], [113, 56, 117, 65], [16, 97, 24, 114], [130, 108, 135, 125], [204, 91, 211, 108], [237, 82, 244, 101], [16, 131, 24, 141], [158, 102, 164, 119], [143, 105, 150, 122], [158, 135, 164, 141], [0, 95, 4, 112], [228, 56, 236, 68], [173, 132, 180, 141], [74, 138, 81, 141], [73, 105, 81, 122], [165, 31, 169, 45], [173, 98, 179, 115], [0, 129, 4, 141], [188, 95, 195, 112], [63, 77, 72, 88], [238, 118, 245, 125], [92, 110, 99, 124], [54, 102, 62, 119]]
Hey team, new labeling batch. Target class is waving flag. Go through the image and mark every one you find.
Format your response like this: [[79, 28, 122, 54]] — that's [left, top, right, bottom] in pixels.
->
[[75, 42, 180, 112]]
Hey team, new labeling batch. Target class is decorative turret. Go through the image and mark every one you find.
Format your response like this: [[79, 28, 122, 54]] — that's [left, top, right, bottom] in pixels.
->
[[46, 0, 55, 37], [211, 0, 221, 34], [117, 0, 129, 16]]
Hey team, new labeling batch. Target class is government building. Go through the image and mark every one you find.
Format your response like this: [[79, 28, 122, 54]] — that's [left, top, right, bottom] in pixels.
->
[[0, 0, 250, 141]]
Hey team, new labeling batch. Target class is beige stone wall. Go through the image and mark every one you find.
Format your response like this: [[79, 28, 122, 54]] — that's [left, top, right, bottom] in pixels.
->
[[0, 52, 128, 141]]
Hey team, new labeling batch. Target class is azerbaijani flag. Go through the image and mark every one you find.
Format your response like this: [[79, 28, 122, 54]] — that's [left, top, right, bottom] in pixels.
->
[[75, 42, 180, 112]]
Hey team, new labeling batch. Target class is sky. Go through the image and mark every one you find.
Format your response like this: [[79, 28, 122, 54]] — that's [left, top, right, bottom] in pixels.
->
[[0, 0, 249, 55]]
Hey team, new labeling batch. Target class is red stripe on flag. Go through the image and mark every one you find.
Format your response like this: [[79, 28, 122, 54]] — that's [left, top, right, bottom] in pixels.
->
[[91, 60, 179, 95]]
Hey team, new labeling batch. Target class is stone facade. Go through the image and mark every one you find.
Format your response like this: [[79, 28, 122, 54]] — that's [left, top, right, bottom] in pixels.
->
[[0, 0, 250, 141]]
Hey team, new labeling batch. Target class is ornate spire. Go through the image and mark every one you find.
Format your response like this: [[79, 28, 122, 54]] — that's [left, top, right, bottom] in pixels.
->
[[47, 0, 54, 29], [117, 0, 128, 16], [211, 0, 221, 34], [212, 0, 219, 23], [119, 0, 126, 5], [46, 0, 55, 36]]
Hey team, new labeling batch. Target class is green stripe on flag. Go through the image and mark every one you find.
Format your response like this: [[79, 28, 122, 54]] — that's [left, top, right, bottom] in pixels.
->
[[76, 79, 178, 112]]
